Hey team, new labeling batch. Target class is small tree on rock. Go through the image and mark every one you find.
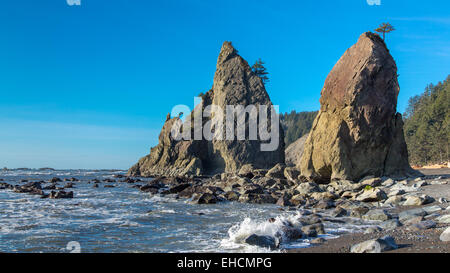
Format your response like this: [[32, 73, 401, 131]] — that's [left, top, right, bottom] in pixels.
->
[[375, 22, 395, 41]]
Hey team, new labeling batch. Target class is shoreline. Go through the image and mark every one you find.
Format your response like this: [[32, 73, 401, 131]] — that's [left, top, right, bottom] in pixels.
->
[[1, 168, 449, 253], [288, 168, 450, 253], [288, 225, 449, 253]]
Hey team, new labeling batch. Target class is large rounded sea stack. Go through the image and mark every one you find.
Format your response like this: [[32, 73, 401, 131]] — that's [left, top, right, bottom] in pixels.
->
[[300, 32, 419, 183]]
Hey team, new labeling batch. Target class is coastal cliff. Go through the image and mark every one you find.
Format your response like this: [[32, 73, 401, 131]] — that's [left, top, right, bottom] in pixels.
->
[[128, 42, 285, 177], [300, 32, 419, 183]]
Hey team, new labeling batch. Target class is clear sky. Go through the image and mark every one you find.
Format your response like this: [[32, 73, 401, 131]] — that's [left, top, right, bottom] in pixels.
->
[[0, 0, 449, 169]]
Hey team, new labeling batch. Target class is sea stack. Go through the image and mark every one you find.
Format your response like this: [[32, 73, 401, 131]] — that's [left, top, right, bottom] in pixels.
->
[[128, 42, 285, 177], [300, 32, 418, 183]]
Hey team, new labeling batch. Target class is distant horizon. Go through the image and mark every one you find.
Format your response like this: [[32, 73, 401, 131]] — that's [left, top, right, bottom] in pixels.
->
[[1, 0, 449, 169], [1, 167, 126, 171]]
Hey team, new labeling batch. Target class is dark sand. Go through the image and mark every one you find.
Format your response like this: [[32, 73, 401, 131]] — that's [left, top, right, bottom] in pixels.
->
[[289, 168, 450, 253]]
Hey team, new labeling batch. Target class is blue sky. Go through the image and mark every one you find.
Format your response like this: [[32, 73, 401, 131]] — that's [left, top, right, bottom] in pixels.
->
[[0, 0, 449, 169]]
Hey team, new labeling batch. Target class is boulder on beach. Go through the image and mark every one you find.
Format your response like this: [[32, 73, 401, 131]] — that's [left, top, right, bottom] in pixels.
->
[[350, 235, 398, 253], [300, 32, 420, 183], [362, 209, 391, 221], [128, 41, 285, 177], [244, 234, 279, 249], [356, 188, 388, 202]]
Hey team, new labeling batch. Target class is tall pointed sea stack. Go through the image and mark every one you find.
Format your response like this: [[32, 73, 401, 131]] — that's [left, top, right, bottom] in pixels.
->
[[128, 42, 285, 177], [300, 32, 418, 183]]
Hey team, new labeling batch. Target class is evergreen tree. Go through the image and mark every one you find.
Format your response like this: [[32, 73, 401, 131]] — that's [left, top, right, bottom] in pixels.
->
[[252, 58, 269, 84], [403, 75, 450, 166], [375, 22, 395, 41], [280, 110, 318, 146]]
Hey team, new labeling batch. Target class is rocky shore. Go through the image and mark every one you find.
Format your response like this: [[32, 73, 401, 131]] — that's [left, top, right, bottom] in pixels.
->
[[1, 167, 448, 252], [289, 168, 450, 253], [289, 171, 450, 253], [120, 32, 450, 252], [289, 224, 450, 253], [0, 175, 143, 199], [2, 32, 446, 253], [127, 165, 449, 252]]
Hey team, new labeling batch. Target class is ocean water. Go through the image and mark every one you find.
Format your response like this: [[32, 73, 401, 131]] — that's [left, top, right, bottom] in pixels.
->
[[0, 170, 376, 253]]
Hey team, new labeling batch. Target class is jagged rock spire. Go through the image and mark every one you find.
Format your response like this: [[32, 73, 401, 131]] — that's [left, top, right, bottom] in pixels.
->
[[128, 42, 284, 177]]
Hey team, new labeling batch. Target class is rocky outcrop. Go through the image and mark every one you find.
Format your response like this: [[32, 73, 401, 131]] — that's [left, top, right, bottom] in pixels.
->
[[129, 42, 284, 177], [285, 134, 308, 167], [127, 114, 208, 177], [300, 32, 418, 183]]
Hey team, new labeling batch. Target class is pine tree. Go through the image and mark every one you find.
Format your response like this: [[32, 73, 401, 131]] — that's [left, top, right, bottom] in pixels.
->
[[403, 75, 450, 166], [375, 22, 395, 41], [280, 111, 318, 146], [252, 58, 269, 84]]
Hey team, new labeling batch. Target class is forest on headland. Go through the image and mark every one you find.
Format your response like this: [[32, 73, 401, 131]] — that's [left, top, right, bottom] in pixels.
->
[[280, 111, 317, 146], [281, 75, 449, 167], [403, 75, 449, 166]]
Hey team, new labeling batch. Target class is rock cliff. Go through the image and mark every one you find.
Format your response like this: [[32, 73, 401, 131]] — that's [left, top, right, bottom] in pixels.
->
[[128, 42, 284, 177], [299, 32, 418, 182]]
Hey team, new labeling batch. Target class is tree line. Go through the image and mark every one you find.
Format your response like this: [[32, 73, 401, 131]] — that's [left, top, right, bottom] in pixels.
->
[[403, 75, 449, 166], [280, 111, 318, 146]]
